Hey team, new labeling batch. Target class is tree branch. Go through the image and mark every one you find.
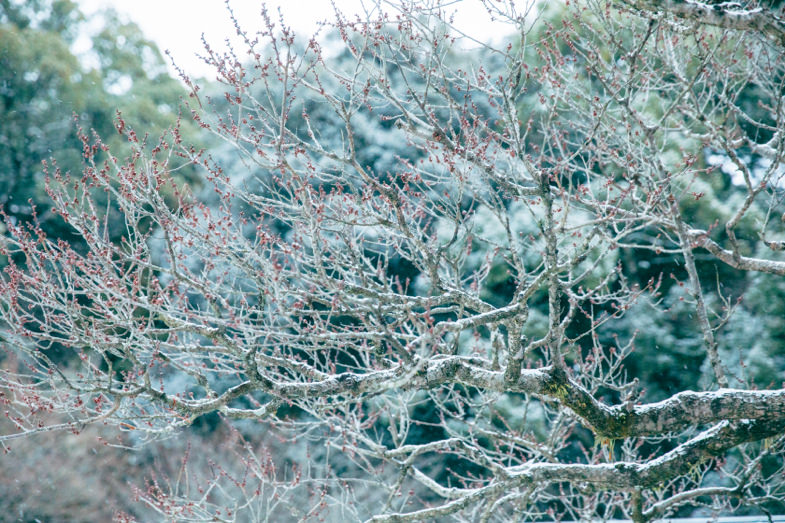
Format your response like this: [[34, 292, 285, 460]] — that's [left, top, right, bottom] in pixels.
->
[[619, 0, 785, 46]]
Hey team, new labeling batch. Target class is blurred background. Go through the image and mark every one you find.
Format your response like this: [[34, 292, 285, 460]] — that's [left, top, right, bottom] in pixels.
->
[[2, 0, 785, 520]]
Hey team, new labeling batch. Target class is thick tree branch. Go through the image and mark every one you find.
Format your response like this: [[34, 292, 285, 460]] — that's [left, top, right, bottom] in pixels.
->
[[188, 358, 785, 443], [689, 229, 785, 276], [373, 419, 785, 522]]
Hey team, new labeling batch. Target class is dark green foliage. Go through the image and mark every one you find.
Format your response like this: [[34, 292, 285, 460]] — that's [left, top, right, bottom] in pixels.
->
[[0, 0, 194, 243]]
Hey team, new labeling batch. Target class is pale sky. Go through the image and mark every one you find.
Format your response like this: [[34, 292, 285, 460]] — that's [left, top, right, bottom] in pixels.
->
[[76, 0, 518, 80]]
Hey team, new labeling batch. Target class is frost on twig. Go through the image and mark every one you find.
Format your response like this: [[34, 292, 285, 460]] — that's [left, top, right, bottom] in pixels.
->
[[2, 0, 785, 520]]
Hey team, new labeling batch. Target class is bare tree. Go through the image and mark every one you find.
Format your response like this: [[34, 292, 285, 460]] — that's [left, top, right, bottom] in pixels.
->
[[2, 0, 785, 520]]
